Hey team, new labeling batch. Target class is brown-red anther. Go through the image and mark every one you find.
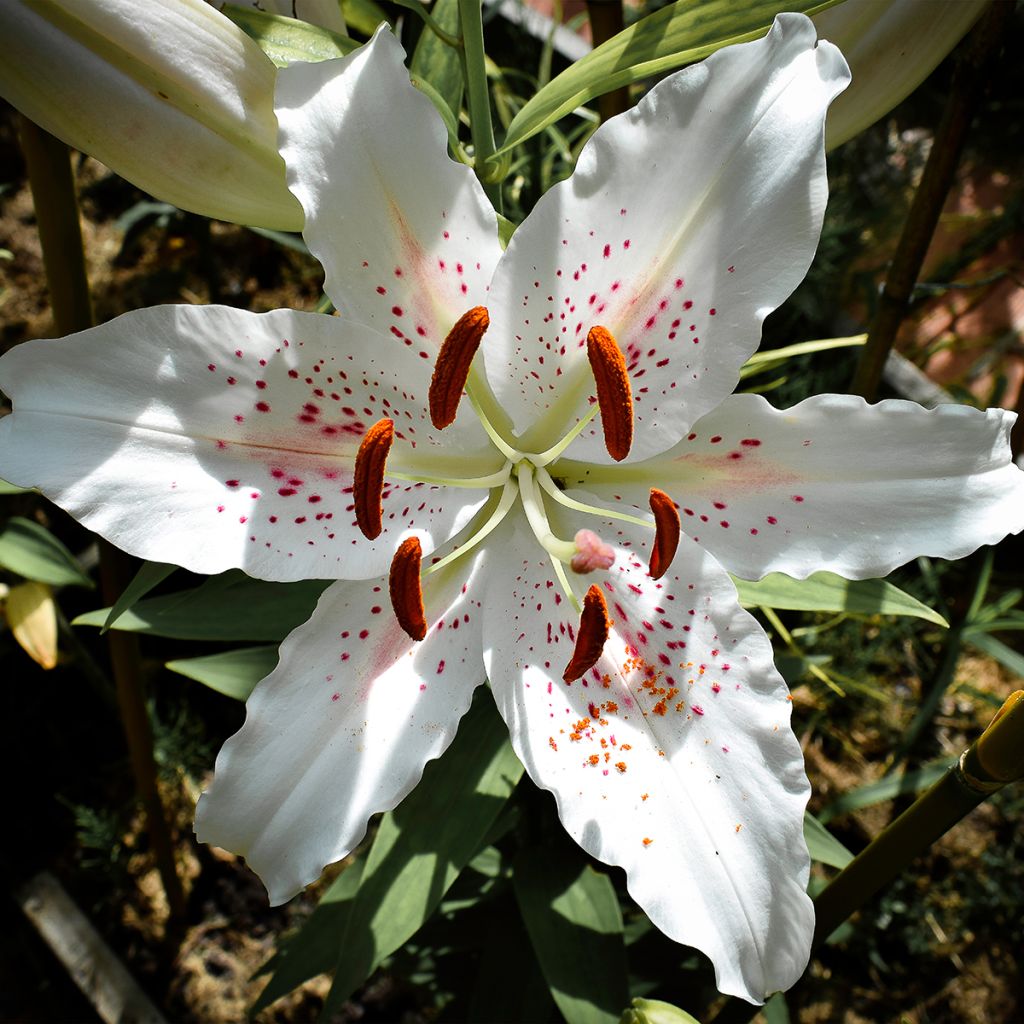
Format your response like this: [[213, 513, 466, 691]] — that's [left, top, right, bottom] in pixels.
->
[[648, 488, 681, 579], [429, 306, 490, 429], [586, 325, 633, 461], [353, 417, 393, 540], [389, 536, 427, 641], [562, 584, 612, 682]]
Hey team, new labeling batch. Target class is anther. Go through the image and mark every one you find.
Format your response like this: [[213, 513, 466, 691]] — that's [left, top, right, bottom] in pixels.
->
[[389, 536, 427, 641], [353, 417, 393, 540], [648, 488, 680, 580], [563, 584, 612, 682], [586, 325, 633, 461], [429, 306, 490, 429], [570, 529, 615, 574]]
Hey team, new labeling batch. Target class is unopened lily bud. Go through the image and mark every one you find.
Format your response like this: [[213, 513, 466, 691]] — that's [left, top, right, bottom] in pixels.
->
[[0, 0, 303, 230], [570, 528, 615, 574], [817, 0, 987, 151], [619, 997, 702, 1024]]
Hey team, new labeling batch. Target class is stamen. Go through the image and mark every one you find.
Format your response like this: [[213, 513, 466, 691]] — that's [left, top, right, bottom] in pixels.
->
[[563, 584, 612, 682], [535, 468, 652, 529], [389, 536, 427, 641], [353, 417, 393, 540], [648, 488, 681, 580], [429, 306, 489, 429], [586, 325, 633, 462], [424, 477, 519, 576]]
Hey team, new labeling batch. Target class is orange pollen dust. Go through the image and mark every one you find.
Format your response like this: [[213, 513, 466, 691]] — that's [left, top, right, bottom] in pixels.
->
[[353, 417, 394, 540], [586, 325, 633, 462], [388, 536, 427, 641], [648, 488, 681, 580], [562, 584, 612, 683], [429, 306, 490, 429]]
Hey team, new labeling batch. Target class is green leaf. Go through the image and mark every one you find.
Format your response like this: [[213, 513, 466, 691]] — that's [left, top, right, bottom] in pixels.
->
[[222, 3, 359, 66], [733, 572, 948, 627], [0, 517, 93, 588], [762, 992, 791, 1024], [74, 572, 328, 640], [102, 561, 176, 633], [514, 844, 628, 1024], [0, 478, 31, 495], [967, 631, 1024, 678], [410, 0, 463, 125], [252, 856, 365, 1011], [165, 645, 278, 701], [342, 0, 388, 37], [817, 759, 950, 825], [493, 0, 840, 157], [803, 811, 853, 870], [319, 686, 524, 1017]]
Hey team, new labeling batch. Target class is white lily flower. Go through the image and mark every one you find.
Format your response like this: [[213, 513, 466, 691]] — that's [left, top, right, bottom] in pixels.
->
[[0, 0, 303, 230], [2, 16, 1022, 1002], [817, 0, 988, 150]]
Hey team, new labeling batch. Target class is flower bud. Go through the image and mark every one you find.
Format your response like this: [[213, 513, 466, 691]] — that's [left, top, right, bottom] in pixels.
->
[[0, 0, 303, 229], [817, 0, 988, 151]]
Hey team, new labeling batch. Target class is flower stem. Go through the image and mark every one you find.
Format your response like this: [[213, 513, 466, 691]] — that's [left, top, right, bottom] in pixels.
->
[[850, 1, 1012, 401], [458, 0, 503, 211], [19, 117, 186, 927], [710, 690, 1024, 1024]]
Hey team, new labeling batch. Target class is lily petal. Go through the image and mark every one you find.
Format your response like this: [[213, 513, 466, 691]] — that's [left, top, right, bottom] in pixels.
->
[[195, 550, 489, 903], [483, 511, 812, 1003], [0, 306, 495, 581], [482, 14, 849, 461], [0, 0, 302, 230], [275, 29, 503, 347], [564, 393, 1024, 581]]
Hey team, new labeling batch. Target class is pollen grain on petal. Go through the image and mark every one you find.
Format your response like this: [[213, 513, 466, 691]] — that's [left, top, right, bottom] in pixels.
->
[[586, 325, 633, 461], [389, 536, 427, 641], [353, 417, 393, 540], [563, 584, 612, 682], [429, 306, 489, 429], [648, 488, 680, 580]]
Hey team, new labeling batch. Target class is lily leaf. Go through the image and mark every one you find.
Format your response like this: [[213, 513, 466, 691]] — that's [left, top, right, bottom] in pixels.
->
[[75, 572, 327, 640], [102, 561, 176, 633], [514, 843, 628, 1024], [165, 645, 278, 701], [0, 517, 93, 589], [0, 478, 31, 495], [342, 0, 388, 37], [223, 4, 359, 66], [966, 631, 1024, 678], [252, 856, 366, 1010], [318, 686, 524, 1017], [804, 811, 853, 869], [733, 572, 948, 627], [494, 0, 839, 157], [817, 758, 951, 825]]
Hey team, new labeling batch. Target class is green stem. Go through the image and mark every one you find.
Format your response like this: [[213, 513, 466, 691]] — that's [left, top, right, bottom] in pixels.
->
[[393, 0, 461, 48], [850, 1, 1012, 400], [19, 117, 187, 927], [710, 690, 1024, 1024], [458, 0, 502, 211]]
